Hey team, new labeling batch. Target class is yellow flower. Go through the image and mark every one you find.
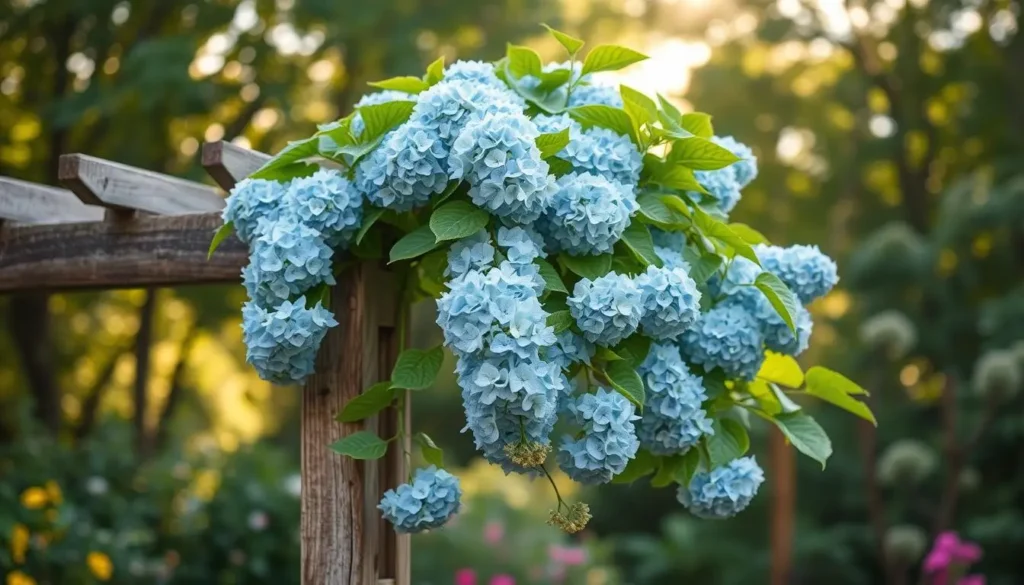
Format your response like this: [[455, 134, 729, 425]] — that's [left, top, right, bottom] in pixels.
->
[[44, 481, 62, 506], [6, 571, 36, 585], [10, 523, 29, 564], [19, 487, 48, 509], [86, 551, 113, 581]]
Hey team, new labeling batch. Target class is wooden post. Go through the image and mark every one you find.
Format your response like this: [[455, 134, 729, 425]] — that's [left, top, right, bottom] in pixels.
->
[[301, 262, 407, 585]]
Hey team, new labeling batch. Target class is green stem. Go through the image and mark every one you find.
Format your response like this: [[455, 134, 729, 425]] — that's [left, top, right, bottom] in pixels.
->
[[541, 464, 567, 511]]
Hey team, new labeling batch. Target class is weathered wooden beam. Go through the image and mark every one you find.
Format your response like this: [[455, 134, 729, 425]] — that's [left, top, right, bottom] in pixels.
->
[[0, 177, 105, 225], [301, 263, 403, 585], [58, 153, 225, 215], [201, 141, 271, 191], [0, 212, 244, 292]]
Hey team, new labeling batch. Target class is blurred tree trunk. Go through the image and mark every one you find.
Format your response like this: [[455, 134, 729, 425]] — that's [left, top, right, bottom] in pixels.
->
[[134, 289, 157, 456], [769, 427, 795, 585], [7, 294, 60, 434]]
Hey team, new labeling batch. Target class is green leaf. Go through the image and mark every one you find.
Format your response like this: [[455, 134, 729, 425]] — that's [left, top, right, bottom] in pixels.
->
[[368, 76, 429, 93], [429, 201, 490, 242], [620, 85, 658, 126], [682, 249, 723, 285], [614, 334, 651, 366], [250, 137, 320, 180], [391, 346, 444, 390], [636, 193, 687, 226], [535, 259, 568, 293], [506, 44, 543, 78], [748, 380, 782, 415], [560, 252, 613, 280], [424, 56, 445, 85], [594, 347, 624, 362], [754, 272, 799, 333], [329, 431, 388, 460], [692, 207, 760, 265], [542, 24, 584, 55], [336, 382, 396, 423], [706, 418, 750, 468], [669, 137, 741, 171], [416, 432, 445, 468], [356, 101, 416, 145], [434, 180, 462, 207], [757, 352, 804, 388], [536, 128, 570, 158], [568, 105, 639, 145], [605, 360, 645, 408], [620, 221, 662, 267], [651, 454, 686, 487], [680, 112, 713, 138], [536, 69, 572, 93], [729, 223, 768, 245], [546, 157, 574, 177], [546, 310, 574, 334], [675, 448, 701, 486], [582, 44, 649, 75], [653, 165, 706, 192], [612, 449, 658, 484], [805, 367, 876, 425], [389, 225, 440, 264], [657, 94, 682, 125], [208, 222, 234, 259], [769, 411, 833, 468], [356, 208, 385, 246]]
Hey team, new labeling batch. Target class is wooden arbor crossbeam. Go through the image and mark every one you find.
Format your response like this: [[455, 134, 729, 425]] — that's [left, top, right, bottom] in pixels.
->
[[0, 142, 409, 585]]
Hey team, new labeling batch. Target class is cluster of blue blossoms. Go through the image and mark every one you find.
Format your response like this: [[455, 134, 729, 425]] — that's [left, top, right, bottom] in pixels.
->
[[227, 56, 843, 529]]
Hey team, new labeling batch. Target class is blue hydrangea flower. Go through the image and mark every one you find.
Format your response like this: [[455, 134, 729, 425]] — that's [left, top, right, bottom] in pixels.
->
[[560, 128, 643, 185], [679, 303, 765, 381], [546, 331, 595, 371], [754, 244, 838, 304], [568, 272, 644, 347], [677, 456, 765, 519], [223, 178, 287, 244], [635, 265, 702, 340], [284, 169, 363, 247], [443, 60, 505, 89], [436, 262, 554, 356], [713, 135, 758, 188], [533, 113, 580, 135], [543, 173, 638, 256], [349, 90, 416, 138], [690, 136, 757, 214], [655, 246, 692, 272], [355, 121, 449, 211], [496, 226, 545, 264], [637, 343, 713, 455], [378, 465, 461, 533], [241, 297, 337, 384], [557, 388, 640, 484], [246, 219, 336, 302], [449, 111, 555, 224], [411, 79, 524, 146], [568, 82, 624, 108], [446, 230, 495, 278], [710, 256, 762, 298], [651, 227, 687, 251]]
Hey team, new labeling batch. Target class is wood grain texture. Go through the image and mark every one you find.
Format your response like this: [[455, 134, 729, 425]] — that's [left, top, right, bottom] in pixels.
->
[[302, 262, 399, 585], [59, 153, 225, 214], [0, 177, 105, 224], [0, 212, 245, 291], [201, 141, 271, 191]]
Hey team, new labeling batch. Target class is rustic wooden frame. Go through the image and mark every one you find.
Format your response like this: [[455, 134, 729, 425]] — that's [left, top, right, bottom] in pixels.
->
[[0, 142, 410, 585]]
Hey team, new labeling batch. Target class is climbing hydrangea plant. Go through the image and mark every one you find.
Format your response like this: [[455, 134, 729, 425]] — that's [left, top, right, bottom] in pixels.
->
[[210, 27, 875, 534]]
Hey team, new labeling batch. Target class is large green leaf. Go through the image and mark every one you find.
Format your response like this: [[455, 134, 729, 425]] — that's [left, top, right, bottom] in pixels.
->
[[754, 272, 799, 333], [613, 334, 652, 366], [536, 128, 570, 158], [636, 193, 688, 227], [329, 431, 388, 460], [682, 249, 723, 285], [250, 137, 319, 180], [652, 165, 706, 192], [336, 382, 396, 423], [535, 258, 568, 293], [680, 112, 713, 138], [692, 207, 761, 265], [770, 411, 832, 468], [582, 44, 649, 75], [675, 448, 701, 487], [611, 449, 658, 484], [620, 221, 662, 267], [542, 24, 584, 55], [208, 222, 234, 259], [357, 101, 416, 145], [706, 418, 750, 468], [429, 201, 490, 242], [757, 352, 804, 388], [560, 253, 613, 281], [506, 44, 543, 78], [388, 225, 439, 263], [425, 57, 445, 85], [670, 137, 740, 171], [546, 310, 574, 334], [415, 432, 445, 468], [355, 208, 385, 246], [569, 105, 638, 145], [605, 360, 645, 408], [391, 346, 444, 390], [805, 367, 876, 425], [729, 223, 769, 245], [368, 76, 429, 93]]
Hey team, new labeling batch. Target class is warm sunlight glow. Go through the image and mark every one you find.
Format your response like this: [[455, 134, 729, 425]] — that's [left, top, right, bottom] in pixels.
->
[[594, 38, 711, 100]]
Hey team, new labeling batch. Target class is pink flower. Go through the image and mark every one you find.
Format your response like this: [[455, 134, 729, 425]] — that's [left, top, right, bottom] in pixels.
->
[[958, 576, 985, 585], [489, 575, 515, 585], [455, 568, 477, 585], [484, 520, 505, 545], [549, 545, 588, 566], [924, 532, 983, 573]]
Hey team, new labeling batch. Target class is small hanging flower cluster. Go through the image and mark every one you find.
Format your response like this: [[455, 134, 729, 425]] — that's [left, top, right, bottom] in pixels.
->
[[212, 26, 870, 536]]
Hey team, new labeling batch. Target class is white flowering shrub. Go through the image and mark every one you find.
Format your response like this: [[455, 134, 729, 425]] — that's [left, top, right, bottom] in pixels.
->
[[209, 28, 874, 534]]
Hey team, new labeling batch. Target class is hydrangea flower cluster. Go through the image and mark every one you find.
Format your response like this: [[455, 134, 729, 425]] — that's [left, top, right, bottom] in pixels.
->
[[636, 344, 713, 455], [240, 298, 337, 385], [557, 388, 641, 484], [677, 456, 765, 519], [754, 244, 839, 304], [691, 135, 758, 213], [568, 273, 644, 346], [355, 121, 450, 211], [635, 265, 702, 340], [544, 173, 638, 255], [378, 466, 462, 533]]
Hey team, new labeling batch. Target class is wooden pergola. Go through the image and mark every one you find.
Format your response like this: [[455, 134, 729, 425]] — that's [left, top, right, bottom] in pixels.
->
[[0, 142, 410, 585]]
